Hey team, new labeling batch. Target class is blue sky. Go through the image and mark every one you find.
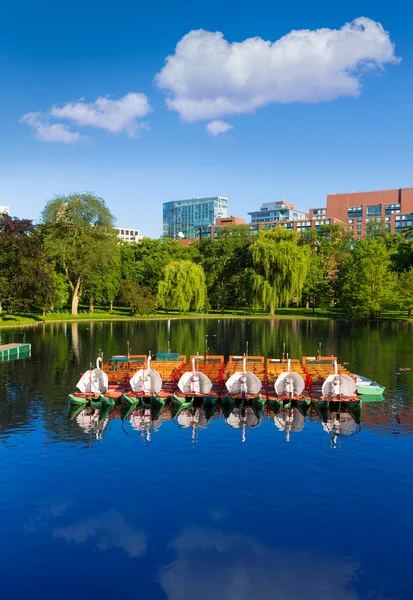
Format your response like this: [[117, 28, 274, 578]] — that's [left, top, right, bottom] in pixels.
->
[[0, 0, 412, 236]]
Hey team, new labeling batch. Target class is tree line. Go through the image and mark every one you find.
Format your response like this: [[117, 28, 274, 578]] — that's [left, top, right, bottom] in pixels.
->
[[1, 192, 413, 319]]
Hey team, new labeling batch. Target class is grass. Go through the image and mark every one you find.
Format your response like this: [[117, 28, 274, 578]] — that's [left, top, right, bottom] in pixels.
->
[[0, 305, 412, 329]]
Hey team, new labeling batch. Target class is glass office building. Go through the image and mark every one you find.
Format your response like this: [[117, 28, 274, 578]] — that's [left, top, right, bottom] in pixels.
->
[[248, 201, 307, 224], [163, 197, 228, 239]]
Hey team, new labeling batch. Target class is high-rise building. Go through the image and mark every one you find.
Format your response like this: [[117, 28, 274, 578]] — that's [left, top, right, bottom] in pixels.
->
[[248, 201, 307, 224], [163, 197, 228, 239]]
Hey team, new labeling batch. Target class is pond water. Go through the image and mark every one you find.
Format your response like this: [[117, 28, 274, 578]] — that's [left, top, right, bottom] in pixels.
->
[[1, 319, 413, 600]]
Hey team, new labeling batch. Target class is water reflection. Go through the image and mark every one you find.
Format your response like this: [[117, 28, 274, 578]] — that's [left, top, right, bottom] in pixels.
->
[[1, 321, 412, 599], [274, 407, 305, 441], [158, 525, 364, 600], [65, 401, 376, 448]]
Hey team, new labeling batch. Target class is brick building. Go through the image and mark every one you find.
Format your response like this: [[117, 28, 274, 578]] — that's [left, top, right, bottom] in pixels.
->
[[327, 188, 413, 237]]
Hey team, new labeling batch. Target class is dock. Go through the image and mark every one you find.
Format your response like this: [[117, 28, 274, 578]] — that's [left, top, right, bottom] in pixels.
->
[[0, 332, 31, 362]]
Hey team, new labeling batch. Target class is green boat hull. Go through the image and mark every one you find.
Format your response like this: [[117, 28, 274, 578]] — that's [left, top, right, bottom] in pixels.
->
[[251, 395, 266, 419], [68, 403, 88, 419], [121, 393, 139, 405], [171, 395, 195, 418], [356, 386, 385, 396], [267, 399, 283, 414], [294, 399, 311, 417], [99, 395, 116, 406], [69, 394, 91, 406], [98, 403, 116, 420], [202, 397, 218, 420], [220, 395, 237, 418], [90, 399, 103, 410]]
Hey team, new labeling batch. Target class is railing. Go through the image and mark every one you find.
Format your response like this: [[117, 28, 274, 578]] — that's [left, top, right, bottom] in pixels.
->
[[0, 331, 27, 345]]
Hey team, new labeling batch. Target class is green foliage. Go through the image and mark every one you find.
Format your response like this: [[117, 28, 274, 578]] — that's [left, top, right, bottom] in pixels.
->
[[336, 238, 398, 318], [302, 253, 332, 311], [117, 281, 157, 315], [120, 238, 200, 295], [390, 230, 413, 274], [250, 228, 311, 315], [396, 271, 413, 316], [157, 260, 206, 312], [196, 226, 253, 310], [41, 192, 118, 316], [0, 215, 58, 314]]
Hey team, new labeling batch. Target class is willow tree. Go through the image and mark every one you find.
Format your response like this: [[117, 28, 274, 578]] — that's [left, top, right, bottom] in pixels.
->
[[250, 228, 311, 316], [157, 260, 206, 313], [41, 193, 118, 316]]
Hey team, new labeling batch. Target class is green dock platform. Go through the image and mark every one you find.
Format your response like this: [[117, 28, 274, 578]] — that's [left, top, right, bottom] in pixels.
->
[[0, 332, 31, 362]]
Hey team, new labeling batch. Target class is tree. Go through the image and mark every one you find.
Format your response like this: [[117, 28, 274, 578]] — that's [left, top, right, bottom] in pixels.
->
[[83, 246, 121, 313], [120, 238, 200, 295], [157, 260, 206, 312], [336, 238, 397, 318], [196, 225, 253, 310], [249, 228, 311, 316], [41, 193, 118, 316], [390, 228, 413, 274], [117, 282, 157, 315], [0, 215, 58, 315], [395, 271, 413, 317], [302, 253, 332, 313]]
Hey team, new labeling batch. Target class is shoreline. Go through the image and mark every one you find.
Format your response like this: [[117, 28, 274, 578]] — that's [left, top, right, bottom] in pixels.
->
[[1, 311, 412, 329]]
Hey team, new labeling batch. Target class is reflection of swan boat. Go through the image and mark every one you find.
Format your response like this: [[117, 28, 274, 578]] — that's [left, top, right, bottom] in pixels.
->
[[128, 408, 163, 441], [176, 407, 214, 441], [74, 407, 109, 440], [226, 406, 261, 442], [322, 411, 360, 448], [274, 408, 305, 442]]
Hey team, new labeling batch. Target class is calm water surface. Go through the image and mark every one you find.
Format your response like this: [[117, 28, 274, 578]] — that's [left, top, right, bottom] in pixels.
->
[[1, 319, 413, 599]]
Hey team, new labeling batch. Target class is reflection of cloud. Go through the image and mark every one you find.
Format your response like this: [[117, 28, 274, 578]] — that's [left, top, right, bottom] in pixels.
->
[[207, 507, 228, 522], [159, 526, 360, 600], [53, 510, 147, 557], [25, 499, 72, 532]]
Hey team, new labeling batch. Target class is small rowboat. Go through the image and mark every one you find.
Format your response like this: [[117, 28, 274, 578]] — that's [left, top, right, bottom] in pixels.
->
[[353, 374, 385, 396]]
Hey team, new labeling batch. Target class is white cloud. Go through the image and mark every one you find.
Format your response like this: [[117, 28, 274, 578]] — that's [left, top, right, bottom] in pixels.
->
[[50, 93, 151, 136], [20, 112, 82, 143], [155, 17, 400, 122], [20, 93, 152, 142], [206, 120, 233, 136]]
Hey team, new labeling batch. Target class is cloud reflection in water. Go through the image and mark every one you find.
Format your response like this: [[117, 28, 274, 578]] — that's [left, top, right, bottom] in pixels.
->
[[159, 526, 361, 600], [53, 509, 147, 557]]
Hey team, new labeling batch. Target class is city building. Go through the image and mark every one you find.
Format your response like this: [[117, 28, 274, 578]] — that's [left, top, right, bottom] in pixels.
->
[[248, 201, 307, 224], [197, 216, 245, 240], [163, 196, 228, 240], [0, 205, 9, 215], [326, 188, 413, 237], [116, 227, 143, 243], [248, 215, 344, 234]]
